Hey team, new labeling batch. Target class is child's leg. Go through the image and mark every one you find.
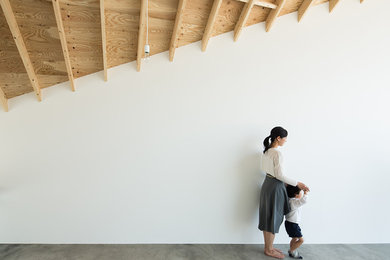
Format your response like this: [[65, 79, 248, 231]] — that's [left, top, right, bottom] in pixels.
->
[[289, 237, 304, 252]]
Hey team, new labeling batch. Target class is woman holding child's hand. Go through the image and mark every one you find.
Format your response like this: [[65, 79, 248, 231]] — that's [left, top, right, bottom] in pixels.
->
[[258, 127, 310, 259], [297, 182, 310, 192]]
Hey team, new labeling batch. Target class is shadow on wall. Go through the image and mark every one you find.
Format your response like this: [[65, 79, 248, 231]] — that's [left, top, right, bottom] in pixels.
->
[[234, 149, 266, 231]]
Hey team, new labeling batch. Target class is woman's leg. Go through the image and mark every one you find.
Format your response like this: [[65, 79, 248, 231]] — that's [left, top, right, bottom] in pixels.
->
[[263, 231, 284, 259]]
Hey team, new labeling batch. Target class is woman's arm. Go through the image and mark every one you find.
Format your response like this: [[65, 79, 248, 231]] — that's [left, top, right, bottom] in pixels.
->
[[272, 151, 298, 186]]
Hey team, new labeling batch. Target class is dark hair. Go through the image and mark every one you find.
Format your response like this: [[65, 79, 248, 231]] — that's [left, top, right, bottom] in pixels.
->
[[263, 126, 288, 153], [286, 185, 301, 198]]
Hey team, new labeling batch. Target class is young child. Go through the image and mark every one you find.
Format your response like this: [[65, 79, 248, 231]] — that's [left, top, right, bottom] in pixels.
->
[[285, 185, 308, 259]]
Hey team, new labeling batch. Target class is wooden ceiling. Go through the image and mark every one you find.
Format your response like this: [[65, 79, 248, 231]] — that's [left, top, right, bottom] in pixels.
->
[[0, 0, 366, 112]]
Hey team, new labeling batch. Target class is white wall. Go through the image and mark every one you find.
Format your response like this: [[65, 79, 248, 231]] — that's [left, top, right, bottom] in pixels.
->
[[1, 0, 389, 244]]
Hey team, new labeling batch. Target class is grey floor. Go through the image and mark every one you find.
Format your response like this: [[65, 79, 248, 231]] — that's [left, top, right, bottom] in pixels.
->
[[0, 244, 389, 260]]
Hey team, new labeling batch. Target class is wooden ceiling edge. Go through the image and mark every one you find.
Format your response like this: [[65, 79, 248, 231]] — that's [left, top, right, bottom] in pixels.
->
[[52, 0, 76, 90], [136, 0, 147, 72], [237, 0, 277, 9], [0, 0, 42, 102], [169, 0, 187, 62], [360, 0, 364, 3], [0, 87, 9, 112], [100, 0, 108, 81], [234, 0, 256, 42], [202, 0, 223, 52], [329, 0, 341, 12], [298, 0, 316, 22], [2, 0, 364, 103], [265, 0, 287, 32]]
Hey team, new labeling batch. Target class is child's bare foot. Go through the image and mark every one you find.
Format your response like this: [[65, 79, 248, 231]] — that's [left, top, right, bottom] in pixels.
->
[[264, 249, 285, 259]]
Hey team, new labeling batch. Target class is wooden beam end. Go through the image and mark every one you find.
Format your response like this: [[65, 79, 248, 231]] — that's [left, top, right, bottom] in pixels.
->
[[169, 48, 175, 62], [1, 98, 8, 112], [136, 61, 141, 72], [233, 27, 240, 42]]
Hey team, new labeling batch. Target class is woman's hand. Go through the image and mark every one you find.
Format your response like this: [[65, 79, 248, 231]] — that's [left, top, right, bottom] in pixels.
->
[[297, 182, 310, 192]]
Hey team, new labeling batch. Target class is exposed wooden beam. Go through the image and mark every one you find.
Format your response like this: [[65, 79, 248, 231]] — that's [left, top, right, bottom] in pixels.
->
[[169, 0, 187, 61], [202, 0, 223, 51], [52, 0, 76, 90], [0, 87, 8, 112], [298, 0, 316, 22], [360, 0, 364, 3], [237, 0, 277, 9], [137, 0, 147, 71], [0, 0, 42, 101], [234, 0, 255, 42], [265, 0, 287, 32], [100, 0, 108, 81], [329, 0, 341, 12]]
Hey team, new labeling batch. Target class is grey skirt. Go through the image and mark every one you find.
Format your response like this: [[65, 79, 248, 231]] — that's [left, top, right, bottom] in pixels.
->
[[258, 175, 290, 234]]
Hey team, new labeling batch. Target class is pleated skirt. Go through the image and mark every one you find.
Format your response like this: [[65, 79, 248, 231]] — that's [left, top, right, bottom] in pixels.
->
[[258, 175, 290, 234]]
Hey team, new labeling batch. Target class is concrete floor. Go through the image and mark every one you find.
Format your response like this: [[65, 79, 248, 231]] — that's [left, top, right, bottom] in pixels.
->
[[0, 244, 389, 260]]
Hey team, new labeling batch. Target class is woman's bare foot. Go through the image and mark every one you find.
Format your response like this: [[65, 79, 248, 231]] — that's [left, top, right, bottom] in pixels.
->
[[273, 248, 283, 254], [264, 249, 285, 259]]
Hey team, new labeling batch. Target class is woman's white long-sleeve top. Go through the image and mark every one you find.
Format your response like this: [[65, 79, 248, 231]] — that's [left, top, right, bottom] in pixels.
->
[[261, 148, 297, 186]]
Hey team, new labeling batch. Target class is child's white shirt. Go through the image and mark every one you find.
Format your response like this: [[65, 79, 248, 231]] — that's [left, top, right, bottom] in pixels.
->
[[285, 194, 307, 224]]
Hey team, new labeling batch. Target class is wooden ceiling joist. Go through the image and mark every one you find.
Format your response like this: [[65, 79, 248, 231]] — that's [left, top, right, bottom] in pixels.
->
[[265, 0, 287, 32], [169, 0, 187, 61], [137, 0, 147, 71], [237, 0, 277, 9], [0, 87, 8, 112], [234, 0, 255, 42], [329, 0, 341, 12], [0, 0, 42, 101], [202, 0, 223, 52], [52, 0, 76, 91], [298, 0, 316, 22], [100, 0, 108, 81]]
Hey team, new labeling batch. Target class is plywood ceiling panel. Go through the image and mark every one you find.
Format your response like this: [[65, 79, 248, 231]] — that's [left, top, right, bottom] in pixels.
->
[[0, 0, 363, 108], [60, 0, 103, 78], [9, 0, 68, 92], [0, 5, 31, 98]]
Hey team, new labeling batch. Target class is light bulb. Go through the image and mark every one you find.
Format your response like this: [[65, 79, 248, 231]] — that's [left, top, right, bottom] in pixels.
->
[[144, 44, 150, 61]]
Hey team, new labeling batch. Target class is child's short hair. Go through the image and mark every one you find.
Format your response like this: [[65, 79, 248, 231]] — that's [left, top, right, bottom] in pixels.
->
[[286, 185, 301, 198]]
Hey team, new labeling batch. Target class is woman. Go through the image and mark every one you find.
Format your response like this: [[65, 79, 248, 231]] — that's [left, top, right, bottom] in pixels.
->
[[259, 126, 309, 259]]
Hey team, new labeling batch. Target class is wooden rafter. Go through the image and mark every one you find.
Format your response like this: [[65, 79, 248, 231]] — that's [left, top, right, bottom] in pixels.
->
[[169, 0, 187, 61], [137, 0, 147, 71], [329, 0, 341, 12], [265, 0, 287, 32], [0, 87, 8, 112], [298, 0, 316, 22], [0, 0, 42, 101], [202, 0, 223, 51], [100, 0, 108, 81], [52, 0, 75, 90], [234, 0, 255, 42], [237, 0, 277, 9]]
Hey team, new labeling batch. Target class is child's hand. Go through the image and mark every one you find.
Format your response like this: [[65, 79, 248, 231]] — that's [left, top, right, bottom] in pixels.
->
[[304, 190, 309, 195]]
